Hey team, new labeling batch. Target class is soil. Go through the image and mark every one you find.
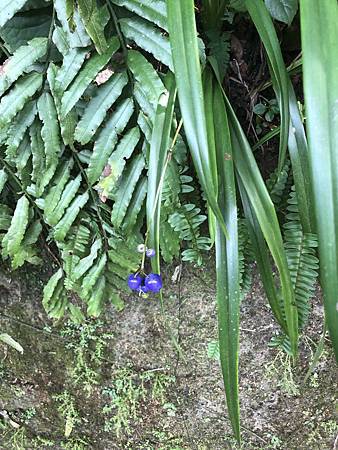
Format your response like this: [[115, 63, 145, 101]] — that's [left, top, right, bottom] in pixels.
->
[[0, 258, 337, 450]]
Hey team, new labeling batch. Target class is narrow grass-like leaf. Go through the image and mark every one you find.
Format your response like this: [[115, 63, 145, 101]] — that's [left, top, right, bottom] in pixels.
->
[[167, 0, 228, 238], [0, 73, 42, 127], [147, 77, 176, 275], [245, 0, 289, 171], [61, 38, 119, 117], [212, 77, 241, 441], [111, 154, 145, 228], [87, 98, 134, 184], [300, 0, 338, 361], [0, 37, 48, 96], [74, 71, 128, 144], [111, 0, 167, 30], [120, 17, 173, 70]]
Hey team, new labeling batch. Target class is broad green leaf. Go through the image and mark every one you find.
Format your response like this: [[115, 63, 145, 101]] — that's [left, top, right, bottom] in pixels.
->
[[54, 48, 88, 93], [49, 175, 82, 226], [112, 0, 167, 30], [0, 170, 8, 193], [61, 38, 120, 117], [2, 195, 29, 258], [167, 0, 228, 238], [0, 38, 48, 96], [38, 92, 61, 168], [265, 0, 298, 25], [245, 0, 290, 171], [43, 268, 64, 307], [120, 17, 173, 70], [0, 72, 42, 128], [300, 0, 338, 361], [78, 0, 109, 54], [0, 333, 23, 353], [74, 71, 128, 144], [127, 50, 165, 120], [98, 126, 141, 197], [6, 100, 36, 158], [53, 192, 89, 241], [0, 0, 28, 27], [111, 154, 145, 228], [87, 98, 134, 184]]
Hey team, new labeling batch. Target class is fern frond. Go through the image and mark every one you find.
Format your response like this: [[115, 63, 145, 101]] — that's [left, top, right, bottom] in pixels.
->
[[1, 195, 29, 259], [266, 159, 291, 205], [53, 192, 89, 241], [122, 177, 147, 233], [0, 72, 42, 127], [74, 71, 128, 144], [120, 17, 173, 70], [0, 38, 48, 96], [71, 238, 102, 281], [87, 98, 134, 184], [111, 154, 145, 228], [6, 100, 36, 158], [0, 0, 28, 27], [54, 0, 91, 48], [0, 170, 8, 194], [47, 174, 82, 226], [111, 0, 167, 30], [81, 253, 107, 296], [54, 48, 88, 94], [60, 38, 120, 117], [78, 0, 110, 54]]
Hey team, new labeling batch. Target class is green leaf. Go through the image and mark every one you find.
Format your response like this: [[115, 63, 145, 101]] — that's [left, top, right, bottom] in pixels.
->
[[147, 78, 177, 275], [81, 253, 107, 296], [87, 98, 134, 184], [0, 333, 23, 353], [120, 17, 173, 70], [37, 92, 61, 168], [43, 161, 73, 222], [300, 0, 338, 361], [43, 268, 64, 309], [212, 76, 241, 441], [111, 0, 167, 30], [54, 0, 91, 48], [87, 275, 105, 317], [111, 154, 145, 228], [0, 169, 8, 194], [0, 72, 42, 128], [122, 177, 147, 232], [29, 119, 45, 183], [167, 0, 228, 239], [6, 100, 36, 158], [72, 238, 102, 281], [127, 50, 165, 121], [74, 71, 128, 144], [0, 37, 48, 96], [245, 0, 290, 171], [265, 0, 298, 25], [97, 126, 140, 197], [78, 0, 109, 54], [0, 0, 28, 27], [54, 48, 88, 93], [53, 192, 89, 241], [48, 175, 82, 226], [2, 195, 29, 258], [60, 37, 120, 117]]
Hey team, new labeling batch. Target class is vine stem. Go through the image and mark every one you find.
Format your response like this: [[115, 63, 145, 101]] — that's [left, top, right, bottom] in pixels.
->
[[140, 119, 183, 271]]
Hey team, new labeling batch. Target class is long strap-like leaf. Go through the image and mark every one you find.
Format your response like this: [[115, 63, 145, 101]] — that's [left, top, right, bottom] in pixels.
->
[[167, 0, 228, 239], [245, 0, 289, 171], [300, 0, 338, 362]]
